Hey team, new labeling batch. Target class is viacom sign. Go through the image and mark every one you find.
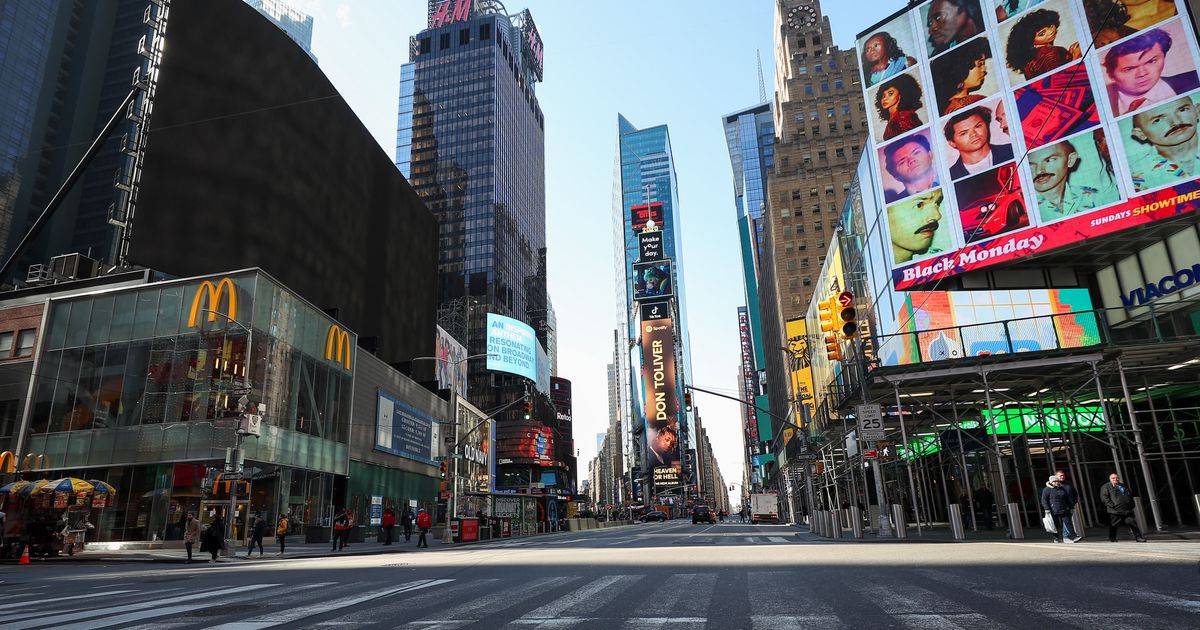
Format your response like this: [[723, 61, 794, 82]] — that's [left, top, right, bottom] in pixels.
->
[[1122, 264, 1200, 307]]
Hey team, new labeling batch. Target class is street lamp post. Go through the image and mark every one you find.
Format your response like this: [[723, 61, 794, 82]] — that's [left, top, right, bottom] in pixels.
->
[[195, 308, 257, 550]]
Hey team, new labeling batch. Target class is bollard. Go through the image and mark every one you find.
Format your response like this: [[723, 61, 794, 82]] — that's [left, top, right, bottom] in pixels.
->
[[850, 506, 864, 539], [1133, 497, 1149, 535], [1007, 503, 1024, 539], [831, 510, 843, 539], [891, 504, 907, 539], [1193, 494, 1200, 529], [948, 503, 965, 540], [814, 511, 824, 537]]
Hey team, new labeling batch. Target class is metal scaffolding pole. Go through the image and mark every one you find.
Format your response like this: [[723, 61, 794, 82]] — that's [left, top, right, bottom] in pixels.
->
[[1145, 385, 1185, 526], [981, 371, 1012, 537], [1090, 362, 1127, 479], [893, 384, 923, 536], [951, 393, 977, 532], [1115, 358, 1163, 531]]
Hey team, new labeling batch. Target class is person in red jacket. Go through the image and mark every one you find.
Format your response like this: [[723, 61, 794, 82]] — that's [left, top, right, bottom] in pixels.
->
[[381, 507, 396, 545], [416, 508, 432, 548]]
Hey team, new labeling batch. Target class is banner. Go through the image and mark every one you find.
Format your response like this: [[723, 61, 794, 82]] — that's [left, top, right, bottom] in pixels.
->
[[856, 0, 1200, 290], [375, 391, 436, 464], [639, 230, 664, 261], [434, 325, 467, 394], [640, 317, 680, 470], [486, 314, 537, 381], [633, 260, 673, 301], [784, 318, 816, 431]]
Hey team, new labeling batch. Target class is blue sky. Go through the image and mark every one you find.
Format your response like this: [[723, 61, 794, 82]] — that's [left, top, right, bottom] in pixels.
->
[[293, 0, 908, 490]]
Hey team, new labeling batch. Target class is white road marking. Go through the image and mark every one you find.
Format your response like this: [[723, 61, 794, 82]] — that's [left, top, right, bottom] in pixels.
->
[[621, 618, 707, 629], [0, 589, 139, 612], [767, 537, 789, 543], [893, 613, 1004, 629], [640, 574, 715, 617], [211, 579, 454, 629], [520, 574, 642, 619], [1096, 586, 1200, 612], [753, 615, 846, 629], [3, 583, 280, 630], [407, 576, 578, 624]]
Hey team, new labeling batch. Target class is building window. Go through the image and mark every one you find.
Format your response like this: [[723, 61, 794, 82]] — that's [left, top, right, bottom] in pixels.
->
[[0, 332, 11, 358], [480, 24, 491, 40], [798, 66, 808, 75], [826, 108, 835, 118], [812, 206, 821, 214], [811, 36, 821, 47], [835, 148, 845, 158], [803, 277, 813, 286], [820, 82, 829, 92], [841, 104, 850, 115], [835, 79, 844, 90], [804, 84, 813, 96], [419, 38, 431, 54], [828, 123, 837, 133], [809, 188, 818, 197], [809, 111, 818, 121], [801, 259, 810, 268], [794, 113, 805, 123], [815, 63, 823, 73], [460, 29, 470, 45], [815, 221, 824, 230], [439, 33, 450, 49], [15, 329, 35, 358], [781, 208, 791, 218], [825, 185, 835, 195], [829, 58, 838, 70], [812, 127, 820, 136]]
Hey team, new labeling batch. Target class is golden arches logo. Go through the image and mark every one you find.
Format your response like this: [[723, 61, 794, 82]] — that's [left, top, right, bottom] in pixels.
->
[[325, 324, 352, 369], [187, 277, 237, 328], [0, 451, 14, 474]]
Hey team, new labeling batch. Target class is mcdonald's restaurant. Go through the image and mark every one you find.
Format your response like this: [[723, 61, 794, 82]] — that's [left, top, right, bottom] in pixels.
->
[[0, 267, 443, 547]]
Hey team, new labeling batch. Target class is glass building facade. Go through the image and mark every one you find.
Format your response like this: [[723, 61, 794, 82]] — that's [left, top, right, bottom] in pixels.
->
[[722, 103, 776, 478], [612, 116, 696, 500], [244, 0, 317, 62], [17, 269, 355, 542]]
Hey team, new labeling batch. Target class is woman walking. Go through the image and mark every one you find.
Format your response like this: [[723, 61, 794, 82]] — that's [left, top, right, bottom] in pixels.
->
[[276, 514, 289, 555], [200, 512, 225, 562]]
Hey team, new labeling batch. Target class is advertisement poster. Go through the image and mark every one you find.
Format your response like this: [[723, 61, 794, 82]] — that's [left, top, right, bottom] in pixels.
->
[[631, 202, 665, 231], [857, 1, 1200, 290], [881, 288, 1101, 365], [737, 307, 761, 445], [375, 391, 437, 464], [640, 317, 680, 470], [641, 300, 671, 321], [784, 318, 817, 430], [639, 230, 664, 261], [486, 313, 537, 381], [434, 325, 468, 394], [633, 260, 674, 300]]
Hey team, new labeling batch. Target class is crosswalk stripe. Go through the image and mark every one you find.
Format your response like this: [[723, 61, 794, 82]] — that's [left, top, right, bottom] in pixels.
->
[[210, 580, 454, 629], [520, 574, 642, 619], [893, 613, 1003, 629], [848, 580, 966, 615], [4, 583, 280, 630], [311, 580, 501, 626], [640, 574, 715, 617], [408, 576, 579, 624], [753, 615, 846, 629], [621, 618, 707, 630], [747, 572, 834, 616], [767, 537, 789, 543], [1095, 586, 1200, 612], [0, 589, 138, 612]]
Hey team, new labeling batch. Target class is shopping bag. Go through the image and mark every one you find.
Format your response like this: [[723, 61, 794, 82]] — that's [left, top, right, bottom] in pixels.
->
[[1042, 512, 1057, 534]]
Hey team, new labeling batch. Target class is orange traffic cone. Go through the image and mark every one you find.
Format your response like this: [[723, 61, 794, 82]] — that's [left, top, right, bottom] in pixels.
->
[[19, 545, 30, 565]]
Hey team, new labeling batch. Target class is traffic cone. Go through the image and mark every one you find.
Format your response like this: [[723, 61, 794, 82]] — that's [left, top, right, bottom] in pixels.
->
[[19, 545, 29, 565]]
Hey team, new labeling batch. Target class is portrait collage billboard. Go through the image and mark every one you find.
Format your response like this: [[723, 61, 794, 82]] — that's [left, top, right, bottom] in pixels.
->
[[858, 0, 1200, 290]]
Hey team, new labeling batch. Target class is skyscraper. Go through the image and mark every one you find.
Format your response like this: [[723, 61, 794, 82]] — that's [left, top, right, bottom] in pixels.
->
[[397, 2, 551, 490], [723, 103, 776, 485], [613, 115, 695, 503], [768, 0, 866, 315], [244, 0, 317, 61]]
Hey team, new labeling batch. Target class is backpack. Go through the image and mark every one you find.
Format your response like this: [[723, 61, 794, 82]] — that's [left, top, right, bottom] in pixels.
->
[[417, 512, 432, 529], [277, 517, 289, 535]]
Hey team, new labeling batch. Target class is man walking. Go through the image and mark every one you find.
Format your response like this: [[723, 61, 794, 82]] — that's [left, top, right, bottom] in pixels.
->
[[1041, 474, 1080, 543], [381, 507, 396, 545], [183, 512, 200, 563], [402, 507, 415, 542], [1100, 472, 1147, 542], [247, 515, 267, 557], [416, 508, 432, 548], [974, 485, 995, 530]]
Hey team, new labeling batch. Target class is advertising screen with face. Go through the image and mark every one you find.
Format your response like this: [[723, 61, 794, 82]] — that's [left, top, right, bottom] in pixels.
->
[[857, 0, 1200, 290]]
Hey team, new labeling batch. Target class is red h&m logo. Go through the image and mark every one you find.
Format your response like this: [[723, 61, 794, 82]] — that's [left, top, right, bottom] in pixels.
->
[[430, 0, 472, 29]]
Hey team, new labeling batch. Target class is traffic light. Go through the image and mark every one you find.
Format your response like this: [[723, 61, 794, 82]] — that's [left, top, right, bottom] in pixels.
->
[[837, 291, 858, 338], [522, 398, 533, 420], [817, 294, 841, 361], [684, 392, 693, 412]]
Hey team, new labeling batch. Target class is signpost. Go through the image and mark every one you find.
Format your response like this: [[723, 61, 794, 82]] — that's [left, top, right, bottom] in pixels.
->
[[863, 449, 878, 459], [856, 404, 884, 441]]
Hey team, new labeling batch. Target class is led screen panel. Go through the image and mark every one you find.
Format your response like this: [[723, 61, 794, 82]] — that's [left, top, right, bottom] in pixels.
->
[[857, 0, 1200, 290], [486, 313, 537, 381], [641, 317, 681, 471]]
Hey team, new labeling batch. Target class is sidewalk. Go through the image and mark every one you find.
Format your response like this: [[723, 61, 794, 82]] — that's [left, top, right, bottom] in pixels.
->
[[792, 520, 1200, 543]]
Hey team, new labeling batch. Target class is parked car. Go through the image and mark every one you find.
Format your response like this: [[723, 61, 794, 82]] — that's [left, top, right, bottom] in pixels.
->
[[641, 511, 667, 522], [692, 505, 716, 524]]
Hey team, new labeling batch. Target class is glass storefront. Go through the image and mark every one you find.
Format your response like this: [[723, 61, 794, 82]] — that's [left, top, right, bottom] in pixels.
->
[[17, 270, 353, 542]]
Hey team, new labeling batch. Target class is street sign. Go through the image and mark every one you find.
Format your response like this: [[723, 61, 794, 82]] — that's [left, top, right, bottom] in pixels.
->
[[794, 452, 818, 461], [863, 449, 878, 459], [838, 291, 854, 308], [856, 404, 885, 441], [878, 441, 896, 461], [222, 471, 243, 480]]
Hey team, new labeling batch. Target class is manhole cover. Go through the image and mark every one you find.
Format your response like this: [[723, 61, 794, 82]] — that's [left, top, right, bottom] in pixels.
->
[[187, 604, 260, 617]]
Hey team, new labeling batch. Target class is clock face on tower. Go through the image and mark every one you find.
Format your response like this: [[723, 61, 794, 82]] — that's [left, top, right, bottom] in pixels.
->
[[786, 4, 817, 30]]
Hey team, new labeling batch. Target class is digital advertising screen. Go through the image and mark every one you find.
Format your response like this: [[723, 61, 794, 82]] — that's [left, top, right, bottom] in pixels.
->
[[633, 260, 674, 301], [486, 313, 537, 381], [857, 0, 1200, 290], [434, 325, 468, 394], [641, 317, 681, 470], [631, 202, 665, 231]]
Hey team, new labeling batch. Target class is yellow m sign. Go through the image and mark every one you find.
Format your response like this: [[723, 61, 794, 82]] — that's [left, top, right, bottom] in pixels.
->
[[0, 450, 14, 474], [325, 324, 352, 369], [187, 277, 238, 328]]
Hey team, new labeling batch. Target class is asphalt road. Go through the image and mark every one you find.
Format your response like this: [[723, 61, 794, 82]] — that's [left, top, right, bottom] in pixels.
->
[[2, 521, 1197, 629]]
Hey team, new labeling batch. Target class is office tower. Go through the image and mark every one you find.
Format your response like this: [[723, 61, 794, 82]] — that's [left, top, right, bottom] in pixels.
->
[[397, 1, 550, 489], [244, 0, 317, 61], [613, 115, 696, 502], [768, 0, 867, 316], [723, 103, 776, 483]]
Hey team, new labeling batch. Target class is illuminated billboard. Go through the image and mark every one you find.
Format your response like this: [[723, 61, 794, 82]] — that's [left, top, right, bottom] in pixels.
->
[[633, 261, 674, 300], [486, 313, 537, 381], [880, 288, 1101, 366], [434, 325, 467, 394], [641, 317, 681, 470], [857, 0, 1200, 290], [631, 202, 665, 231]]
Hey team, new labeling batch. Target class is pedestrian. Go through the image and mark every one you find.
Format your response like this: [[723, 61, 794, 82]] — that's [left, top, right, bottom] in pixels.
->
[[247, 514, 267, 557], [416, 508, 432, 548], [276, 514, 289, 555], [1055, 469, 1081, 538], [1040, 474, 1080, 543], [974, 485, 995, 529], [1099, 472, 1147, 543], [201, 512, 225, 562], [402, 506, 415, 542], [381, 507, 396, 545], [331, 509, 352, 551], [183, 512, 200, 563]]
